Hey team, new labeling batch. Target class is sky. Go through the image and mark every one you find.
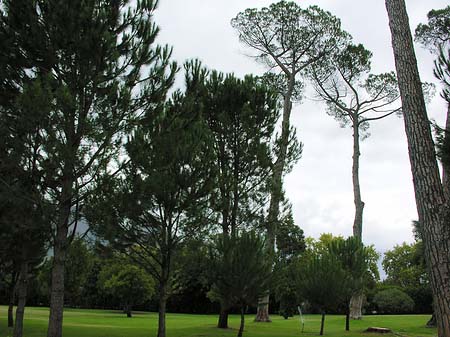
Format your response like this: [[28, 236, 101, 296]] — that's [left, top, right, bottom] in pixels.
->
[[152, 0, 449, 255]]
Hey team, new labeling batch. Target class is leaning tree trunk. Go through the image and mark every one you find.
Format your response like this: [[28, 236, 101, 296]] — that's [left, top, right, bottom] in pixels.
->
[[386, 1, 450, 336], [255, 75, 295, 322], [319, 312, 326, 336], [13, 260, 29, 337], [350, 121, 365, 320], [47, 179, 72, 337], [237, 306, 245, 337]]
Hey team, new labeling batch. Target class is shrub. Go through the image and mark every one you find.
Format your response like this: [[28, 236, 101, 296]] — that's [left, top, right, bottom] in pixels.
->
[[373, 288, 415, 314]]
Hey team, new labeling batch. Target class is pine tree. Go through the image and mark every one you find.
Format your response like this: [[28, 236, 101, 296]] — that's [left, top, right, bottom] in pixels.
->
[[0, 1, 176, 336]]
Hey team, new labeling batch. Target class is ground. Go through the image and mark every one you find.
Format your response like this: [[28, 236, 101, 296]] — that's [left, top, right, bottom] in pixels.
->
[[0, 306, 436, 337]]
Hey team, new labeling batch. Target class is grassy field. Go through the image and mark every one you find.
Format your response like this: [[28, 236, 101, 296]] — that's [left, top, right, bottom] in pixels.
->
[[0, 306, 436, 337]]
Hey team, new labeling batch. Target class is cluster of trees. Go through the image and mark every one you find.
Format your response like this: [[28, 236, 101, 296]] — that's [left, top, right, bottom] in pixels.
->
[[1, 0, 449, 336]]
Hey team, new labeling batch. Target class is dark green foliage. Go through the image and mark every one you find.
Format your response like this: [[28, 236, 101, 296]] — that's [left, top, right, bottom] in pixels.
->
[[182, 61, 281, 235], [382, 238, 432, 313], [273, 205, 305, 319], [276, 206, 306, 262], [373, 288, 415, 314], [297, 252, 349, 335], [209, 231, 272, 310], [209, 231, 272, 337]]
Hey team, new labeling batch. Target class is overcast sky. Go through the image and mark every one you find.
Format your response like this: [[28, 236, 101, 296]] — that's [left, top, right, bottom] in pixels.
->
[[153, 0, 448, 255]]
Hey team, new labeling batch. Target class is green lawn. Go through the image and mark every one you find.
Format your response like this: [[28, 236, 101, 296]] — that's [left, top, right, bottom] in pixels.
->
[[0, 306, 436, 337]]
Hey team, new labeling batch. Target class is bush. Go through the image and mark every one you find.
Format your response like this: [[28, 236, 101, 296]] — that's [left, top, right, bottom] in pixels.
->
[[373, 288, 415, 314]]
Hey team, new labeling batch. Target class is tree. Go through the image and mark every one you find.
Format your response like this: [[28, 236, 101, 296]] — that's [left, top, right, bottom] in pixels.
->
[[1, 1, 176, 337], [310, 43, 400, 319], [98, 259, 155, 317], [86, 67, 214, 337], [385, 1, 450, 336], [311, 44, 400, 240], [327, 237, 372, 331], [231, 1, 348, 320], [209, 231, 272, 337], [187, 63, 283, 328], [38, 237, 95, 308], [415, 6, 450, 197], [373, 288, 415, 314], [382, 241, 432, 313], [273, 205, 305, 319], [310, 44, 399, 316], [297, 252, 349, 336]]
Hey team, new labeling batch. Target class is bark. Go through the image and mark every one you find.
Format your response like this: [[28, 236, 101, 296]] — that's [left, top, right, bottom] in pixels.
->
[[442, 104, 450, 200], [8, 282, 15, 328], [345, 310, 350, 331], [254, 294, 271, 322], [349, 293, 363, 320], [427, 313, 437, 328], [319, 312, 325, 336], [350, 121, 364, 319], [386, 1, 450, 337], [237, 307, 245, 337], [157, 281, 168, 337], [13, 261, 29, 337], [217, 305, 229, 329], [352, 121, 364, 239], [256, 74, 295, 322], [47, 181, 71, 337]]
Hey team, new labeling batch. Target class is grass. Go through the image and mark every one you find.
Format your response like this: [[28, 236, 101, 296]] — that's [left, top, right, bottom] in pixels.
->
[[0, 306, 437, 337]]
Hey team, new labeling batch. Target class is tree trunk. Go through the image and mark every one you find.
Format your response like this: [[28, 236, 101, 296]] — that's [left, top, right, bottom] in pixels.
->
[[352, 122, 364, 240], [157, 282, 168, 337], [217, 305, 229, 329], [254, 294, 271, 322], [319, 312, 326, 336], [8, 282, 15, 328], [256, 75, 295, 322], [427, 313, 437, 328], [350, 122, 364, 319], [385, 1, 450, 337], [47, 193, 71, 337], [13, 261, 29, 337], [125, 305, 132, 318], [345, 310, 350, 331], [349, 293, 363, 320], [237, 306, 245, 337]]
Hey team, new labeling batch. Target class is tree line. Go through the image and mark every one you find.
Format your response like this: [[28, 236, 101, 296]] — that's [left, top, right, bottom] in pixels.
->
[[0, 0, 449, 337]]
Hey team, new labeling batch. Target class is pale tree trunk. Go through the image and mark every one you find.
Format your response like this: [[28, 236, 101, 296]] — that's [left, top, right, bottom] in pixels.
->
[[349, 293, 363, 320], [350, 120, 365, 320], [386, 1, 450, 336], [13, 260, 29, 337], [256, 75, 295, 322], [47, 180, 72, 337], [352, 122, 364, 239]]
